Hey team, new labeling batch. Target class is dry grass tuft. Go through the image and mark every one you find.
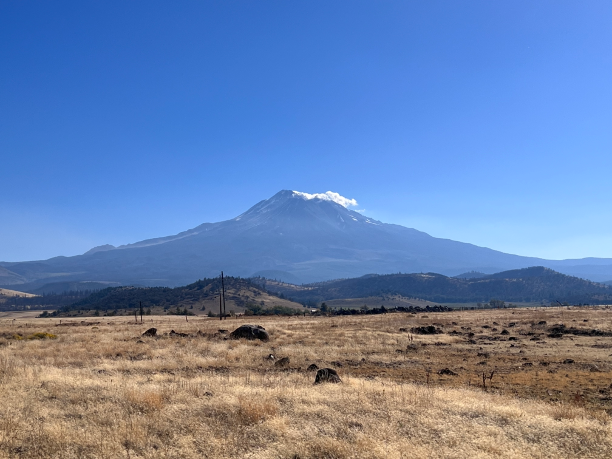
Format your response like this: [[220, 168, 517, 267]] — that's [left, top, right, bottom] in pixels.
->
[[236, 396, 279, 425]]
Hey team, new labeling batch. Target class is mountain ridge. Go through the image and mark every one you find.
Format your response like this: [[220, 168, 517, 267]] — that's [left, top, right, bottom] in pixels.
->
[[264, 266, 612, 305], [2, 190, 612, 288]]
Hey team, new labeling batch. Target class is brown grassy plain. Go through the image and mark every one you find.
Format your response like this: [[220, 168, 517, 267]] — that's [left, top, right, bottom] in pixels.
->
[[1, 307, 612, 458]]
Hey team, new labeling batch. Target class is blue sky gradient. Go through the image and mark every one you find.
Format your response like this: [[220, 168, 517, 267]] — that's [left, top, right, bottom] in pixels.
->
[[1, 1, 611, 262]]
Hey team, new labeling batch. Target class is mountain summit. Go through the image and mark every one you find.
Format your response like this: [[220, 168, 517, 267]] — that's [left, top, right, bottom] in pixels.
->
[[1, 190, 612, 289]]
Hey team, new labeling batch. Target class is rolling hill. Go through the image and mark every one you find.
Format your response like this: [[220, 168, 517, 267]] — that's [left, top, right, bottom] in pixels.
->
[[55, 276, 303, 315], [265, 267, 612, 305]]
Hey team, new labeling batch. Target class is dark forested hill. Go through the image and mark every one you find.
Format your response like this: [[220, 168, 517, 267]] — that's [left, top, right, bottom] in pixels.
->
[[268, 267, 612, 304], [55, 276, 303, 314]]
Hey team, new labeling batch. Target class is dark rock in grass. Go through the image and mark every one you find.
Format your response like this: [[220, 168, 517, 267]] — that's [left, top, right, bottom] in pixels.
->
[[275, 357, 290, 367], [314, 368, 342, 384], [399, 328, 408, 332], [410, 325, 442, 335], [169, 330, 188, 337], [438, 368, 458, 376], [264, 353, 275, 361], [142, 328, 157, 337], [563, 359, 575, 364], [500, 329, 509, 335], [307, 364, 319, 372], [229, 324, 269, 341]]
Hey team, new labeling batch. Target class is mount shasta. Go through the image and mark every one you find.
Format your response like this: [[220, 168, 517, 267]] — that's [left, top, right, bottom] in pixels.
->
[[2, 190, 612, 289]]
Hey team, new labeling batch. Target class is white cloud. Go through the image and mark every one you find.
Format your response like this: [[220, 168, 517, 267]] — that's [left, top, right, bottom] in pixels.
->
[[292, 191, 358, 208]]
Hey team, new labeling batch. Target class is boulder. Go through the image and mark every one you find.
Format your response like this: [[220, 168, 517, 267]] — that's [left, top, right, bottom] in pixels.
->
[[142, 328, 157, 337], [438, 368, 458, 376], [410, 325, 441, 335], [229, 324, 270, 341], [314, 368, 342, 384], [169, 330, 188, 337]]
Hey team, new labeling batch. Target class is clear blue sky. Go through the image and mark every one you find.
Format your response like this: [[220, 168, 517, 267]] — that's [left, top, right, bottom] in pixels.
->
[[1, 1, 611, 262]]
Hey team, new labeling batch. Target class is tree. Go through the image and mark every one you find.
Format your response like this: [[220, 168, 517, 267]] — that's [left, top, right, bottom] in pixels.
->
[[489, 299, 505, 309], [320, 302, 329, 313]]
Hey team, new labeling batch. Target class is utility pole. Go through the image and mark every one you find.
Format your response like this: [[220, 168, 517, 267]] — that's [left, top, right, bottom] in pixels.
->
[[219, 273, 223, 321], [221, 271, 227, 320]]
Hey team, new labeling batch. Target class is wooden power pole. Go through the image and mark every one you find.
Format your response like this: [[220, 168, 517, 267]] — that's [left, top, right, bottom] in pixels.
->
[[221, 271, 227, 320], [219, 272, 223, 321]]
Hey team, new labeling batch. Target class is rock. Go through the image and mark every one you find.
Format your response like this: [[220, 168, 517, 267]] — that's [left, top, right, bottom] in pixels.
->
[[563, 359, 574, 364], [169, 330, 188, 337], [264, 353, 275, 361], [218, 329, 228, 333], [314, 368, 342, 384], [229, 324, 270, 341], [410, 325, 441, 335], [142, 328, 157, 337], [399, 328, 408, 332], [307, 364, 319, 371], [538, 321, 547, 325], [437, 368, 457, 376], [500, 329, 509, 335], [275, 357, 290, 367]]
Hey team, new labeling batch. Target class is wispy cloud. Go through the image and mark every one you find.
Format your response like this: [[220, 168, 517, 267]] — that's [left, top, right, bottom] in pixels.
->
[[293, 191, 358, 208]]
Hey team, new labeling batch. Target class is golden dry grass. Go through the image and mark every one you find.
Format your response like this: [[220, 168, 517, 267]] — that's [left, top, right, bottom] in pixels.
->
[[0, 308, 611, 458], [0, 288, 37, 298]]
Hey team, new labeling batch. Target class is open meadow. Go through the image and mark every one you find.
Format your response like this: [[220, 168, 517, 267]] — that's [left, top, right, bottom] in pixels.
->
[[1, 307, 612, 458]]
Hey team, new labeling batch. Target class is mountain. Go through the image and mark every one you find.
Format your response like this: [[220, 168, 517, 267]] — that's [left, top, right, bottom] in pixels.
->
[[2, 190, 612, 288], [267, 267, 612, 304]]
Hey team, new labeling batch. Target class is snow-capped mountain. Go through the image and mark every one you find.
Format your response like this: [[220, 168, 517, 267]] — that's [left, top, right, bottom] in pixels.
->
[[2, 190, 612, 289]]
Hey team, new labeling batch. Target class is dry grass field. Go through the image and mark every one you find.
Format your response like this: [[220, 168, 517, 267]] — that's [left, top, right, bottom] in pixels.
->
[[0, 289, 37, 299], [1, 307, 612, 458]]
